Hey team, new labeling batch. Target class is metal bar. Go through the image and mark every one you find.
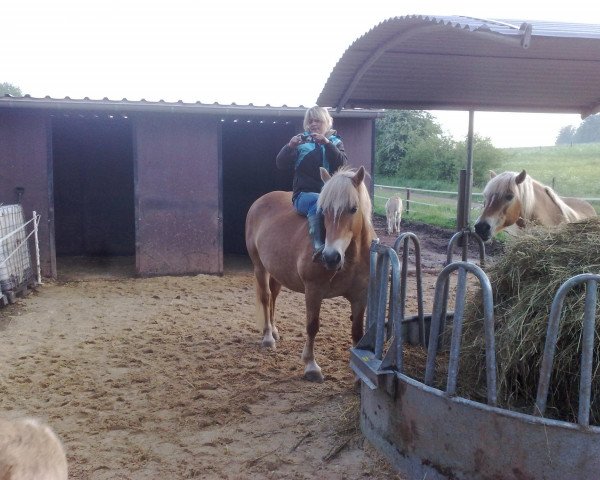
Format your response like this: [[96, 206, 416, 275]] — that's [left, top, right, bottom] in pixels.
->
[[374, 250, 390, 359], [393, 233, 425, 345], [33, 211, 42, 284], [579, 279, 597, 426], [464, 111, 475, 227], [425, 261, 496, 405], [446, 267, 468, 396], [535, 273, 600, 419]]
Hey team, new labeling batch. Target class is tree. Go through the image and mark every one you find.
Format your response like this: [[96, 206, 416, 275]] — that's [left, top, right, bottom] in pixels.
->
[[375, 110, 504, 185], [555, 125, 576, 145], [375, 110, 442, 176], [0, 82, 22, 96], [572, 114, 600, 144]]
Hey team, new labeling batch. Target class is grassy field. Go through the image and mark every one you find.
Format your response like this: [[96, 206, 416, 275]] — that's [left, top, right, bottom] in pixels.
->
[[500, 143, 600, 197], [374, 142, 600, 227]]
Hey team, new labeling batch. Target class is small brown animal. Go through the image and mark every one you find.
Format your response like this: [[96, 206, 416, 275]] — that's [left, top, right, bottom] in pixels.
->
[[385, 196, 403, 235], [0, 417, 68, 480]]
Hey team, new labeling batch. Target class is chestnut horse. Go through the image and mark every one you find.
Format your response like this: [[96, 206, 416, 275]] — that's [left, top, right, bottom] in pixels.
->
[[474, 170, 597, 241], [245, 166, 376, 382]]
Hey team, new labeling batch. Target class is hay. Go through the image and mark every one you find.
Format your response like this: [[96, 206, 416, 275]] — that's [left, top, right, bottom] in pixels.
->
[[460, 217, 600, 423]]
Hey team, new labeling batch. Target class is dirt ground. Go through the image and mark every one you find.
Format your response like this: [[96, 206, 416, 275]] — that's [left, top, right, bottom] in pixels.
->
[[0, 218, 498, 479]]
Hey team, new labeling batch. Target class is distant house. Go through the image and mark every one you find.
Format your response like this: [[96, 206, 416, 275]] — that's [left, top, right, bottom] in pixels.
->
[[0, 96, 379, 277]]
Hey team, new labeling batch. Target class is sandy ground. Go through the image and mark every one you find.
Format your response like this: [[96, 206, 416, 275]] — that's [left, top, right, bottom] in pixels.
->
[[0, 218, 495, 479]]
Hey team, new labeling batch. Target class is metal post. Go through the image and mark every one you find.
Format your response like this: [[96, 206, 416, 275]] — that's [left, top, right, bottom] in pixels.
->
[[406, 188, 411, 215], [33, 211, 42, 285], [464, 111, 475, 228]]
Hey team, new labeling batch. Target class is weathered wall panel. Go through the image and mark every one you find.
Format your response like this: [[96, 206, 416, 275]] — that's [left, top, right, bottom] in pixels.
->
[[0, 111, 54, 277], [134, 114, 221, 276], [333, 117, 375, 191]]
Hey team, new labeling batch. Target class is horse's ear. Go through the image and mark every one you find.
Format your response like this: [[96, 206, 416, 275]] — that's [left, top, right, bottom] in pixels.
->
[[320, 167, 331, 183], [489, 170, 497, 179], [516, 170, 527, 185], [351, 166, 365, 187]]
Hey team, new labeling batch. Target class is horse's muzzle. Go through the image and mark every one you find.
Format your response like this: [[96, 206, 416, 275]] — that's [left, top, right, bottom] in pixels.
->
[[474, 221, 492, 241], [322, 249, 342, 271]]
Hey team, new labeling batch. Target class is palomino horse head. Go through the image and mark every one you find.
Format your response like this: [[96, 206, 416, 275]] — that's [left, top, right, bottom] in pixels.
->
[[474, 170, 529, 241], [317, 166, 372, 271]]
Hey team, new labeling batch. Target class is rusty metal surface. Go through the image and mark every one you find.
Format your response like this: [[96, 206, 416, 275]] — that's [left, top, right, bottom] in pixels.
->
[[134, 113, 222, 276], [361, 376, 600, 480]]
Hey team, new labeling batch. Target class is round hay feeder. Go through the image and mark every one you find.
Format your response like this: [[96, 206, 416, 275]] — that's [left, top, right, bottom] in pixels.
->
[[353, 233, 600, 480]]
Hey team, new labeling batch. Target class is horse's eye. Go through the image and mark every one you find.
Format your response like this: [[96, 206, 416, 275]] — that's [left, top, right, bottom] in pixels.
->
[[505, 193, 514, 201], [349, 206, 358, 214]]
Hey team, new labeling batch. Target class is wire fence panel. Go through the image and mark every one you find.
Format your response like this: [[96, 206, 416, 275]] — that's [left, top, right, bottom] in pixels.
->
[[0, 204, 36, 293]]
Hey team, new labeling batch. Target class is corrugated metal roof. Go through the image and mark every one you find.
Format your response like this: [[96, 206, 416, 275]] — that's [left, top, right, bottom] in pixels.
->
[[0, 94, 382, 119], [317, 15, 600, 117]]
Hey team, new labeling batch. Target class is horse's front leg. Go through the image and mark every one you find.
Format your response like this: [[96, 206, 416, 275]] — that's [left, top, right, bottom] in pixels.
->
[[349, 296, 368, 388], [302, 288, 324, 382], [350, 297, 367, 346]]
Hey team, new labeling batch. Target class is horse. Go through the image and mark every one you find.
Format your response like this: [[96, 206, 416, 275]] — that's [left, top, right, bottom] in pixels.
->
[[0, 417, 68, 479], [245, 166, 376, 382], [474, 170, 597, 241], [385, 196, 403, 235]]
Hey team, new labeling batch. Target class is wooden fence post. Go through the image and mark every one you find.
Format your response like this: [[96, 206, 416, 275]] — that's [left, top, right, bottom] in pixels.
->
[[406, 188, 411, 215]]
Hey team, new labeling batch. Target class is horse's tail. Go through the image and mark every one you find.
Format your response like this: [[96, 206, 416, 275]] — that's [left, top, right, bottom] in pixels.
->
[[544, 186, 582, 222]]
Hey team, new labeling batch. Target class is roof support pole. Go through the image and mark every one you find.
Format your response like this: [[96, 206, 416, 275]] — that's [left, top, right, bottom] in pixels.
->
[[463, 110, 475, 228]]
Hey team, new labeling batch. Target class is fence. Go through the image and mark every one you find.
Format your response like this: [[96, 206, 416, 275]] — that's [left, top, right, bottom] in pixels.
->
[[0, 205, 41, 305], [375, 184, 600, 222]]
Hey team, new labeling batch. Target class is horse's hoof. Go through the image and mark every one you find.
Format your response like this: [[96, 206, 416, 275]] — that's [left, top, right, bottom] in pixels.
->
[[261, 338, 276, 349], [303, 370, 324, 383]]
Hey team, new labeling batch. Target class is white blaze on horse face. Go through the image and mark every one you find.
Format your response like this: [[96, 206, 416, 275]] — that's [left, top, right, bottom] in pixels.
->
[[476, 189, 521, 238], [322, 210, 356, 268]]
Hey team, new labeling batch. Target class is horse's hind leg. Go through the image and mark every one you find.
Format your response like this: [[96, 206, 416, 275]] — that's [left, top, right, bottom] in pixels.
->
[[301, 288, 324, 382], [253, 266, 277, 349], [269, 277, 281, 341]]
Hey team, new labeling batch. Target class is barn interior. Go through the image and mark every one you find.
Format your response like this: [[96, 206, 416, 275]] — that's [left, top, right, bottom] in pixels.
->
[[51, 113, 136, 279], [221, 117, 297, 255], [50, 112, 298, 279]]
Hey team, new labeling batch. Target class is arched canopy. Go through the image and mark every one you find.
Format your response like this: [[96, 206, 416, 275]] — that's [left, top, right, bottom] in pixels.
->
[[317, 15, 600, 118]]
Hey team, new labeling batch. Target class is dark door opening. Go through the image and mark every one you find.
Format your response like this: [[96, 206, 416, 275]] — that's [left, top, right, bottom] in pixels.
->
[[221, 119, 297, 255], [51, 114, 135, 277]]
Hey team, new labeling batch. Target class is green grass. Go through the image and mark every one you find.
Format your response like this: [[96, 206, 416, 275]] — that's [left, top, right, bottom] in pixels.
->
[[373, 194, 456, 229], [500, 143, 600, 197]]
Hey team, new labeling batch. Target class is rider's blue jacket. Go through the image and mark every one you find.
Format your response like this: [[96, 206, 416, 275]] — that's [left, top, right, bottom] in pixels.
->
[[276, 131, 347, 202]]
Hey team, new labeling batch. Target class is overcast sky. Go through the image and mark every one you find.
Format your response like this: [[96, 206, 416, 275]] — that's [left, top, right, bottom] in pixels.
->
[[3, 1, 598, 147]]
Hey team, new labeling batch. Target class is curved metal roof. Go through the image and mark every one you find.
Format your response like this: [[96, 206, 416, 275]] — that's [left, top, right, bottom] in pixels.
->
[[317, 15, 600, 117]]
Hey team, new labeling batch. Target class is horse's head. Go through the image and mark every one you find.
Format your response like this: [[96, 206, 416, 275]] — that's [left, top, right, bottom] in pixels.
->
[[318, 166, 372, 270], [474, 170, 528, 241]]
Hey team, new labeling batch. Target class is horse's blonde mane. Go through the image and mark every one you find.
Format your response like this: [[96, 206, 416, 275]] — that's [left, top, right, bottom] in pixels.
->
[[485, 171, 581, 221], [318, 167, 373, 227]]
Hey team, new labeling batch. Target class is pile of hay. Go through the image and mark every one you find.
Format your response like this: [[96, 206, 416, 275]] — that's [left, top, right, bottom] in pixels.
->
[[460, 217, 600, 423]]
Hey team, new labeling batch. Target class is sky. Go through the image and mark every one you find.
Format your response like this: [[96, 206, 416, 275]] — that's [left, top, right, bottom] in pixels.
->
[[3, 1, 598, 148]]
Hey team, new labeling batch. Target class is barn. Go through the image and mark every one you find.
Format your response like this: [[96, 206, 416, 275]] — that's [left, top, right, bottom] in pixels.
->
[[0, 96, 379, 278]]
